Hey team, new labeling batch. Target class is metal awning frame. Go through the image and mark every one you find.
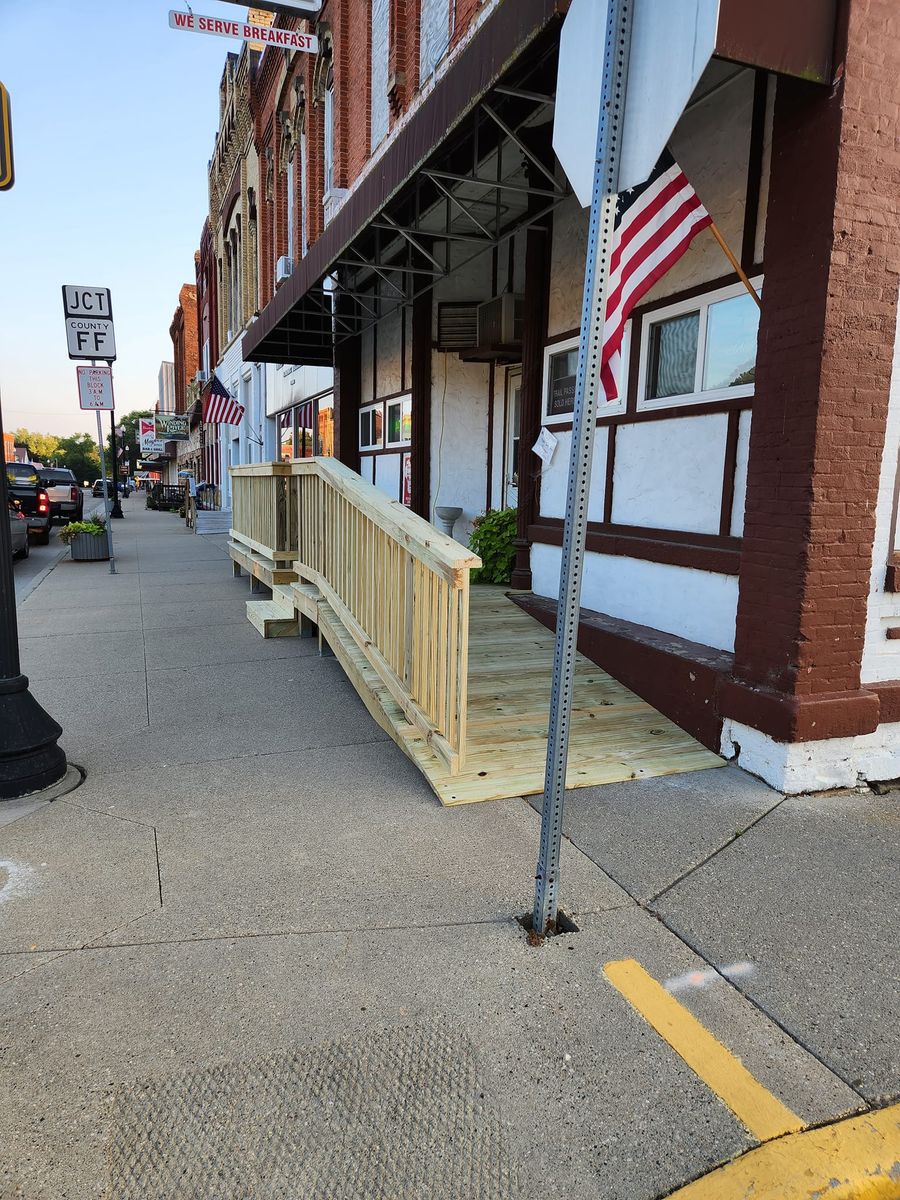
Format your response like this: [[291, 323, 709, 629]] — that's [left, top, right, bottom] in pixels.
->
[[252, 60, 568, 363]]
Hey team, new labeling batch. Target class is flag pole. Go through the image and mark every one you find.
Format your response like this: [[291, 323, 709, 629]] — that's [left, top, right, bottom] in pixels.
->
[[709, 220, 761, 308]]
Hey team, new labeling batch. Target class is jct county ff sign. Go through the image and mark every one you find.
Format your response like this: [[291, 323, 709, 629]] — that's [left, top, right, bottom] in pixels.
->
[[76, 365, 114, 411]]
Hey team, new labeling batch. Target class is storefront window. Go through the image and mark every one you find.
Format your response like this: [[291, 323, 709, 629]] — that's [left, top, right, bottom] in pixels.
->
[[639, 279, 761, 409], [386, 396, 412, 447], [359, 403, 384, 450]]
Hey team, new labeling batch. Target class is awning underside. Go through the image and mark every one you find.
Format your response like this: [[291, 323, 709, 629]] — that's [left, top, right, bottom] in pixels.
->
[[246, 39, 567, 365]]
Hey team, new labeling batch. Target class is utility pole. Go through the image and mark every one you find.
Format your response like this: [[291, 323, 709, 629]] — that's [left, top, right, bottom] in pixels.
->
[[532, 0, 633, 936], [108, 408, 124, 518]]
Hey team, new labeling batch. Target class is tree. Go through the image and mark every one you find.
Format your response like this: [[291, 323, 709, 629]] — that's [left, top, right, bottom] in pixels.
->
[[105, 409, 152, 475], [56, 433, 101, 485], [14, 427, 60, 464]]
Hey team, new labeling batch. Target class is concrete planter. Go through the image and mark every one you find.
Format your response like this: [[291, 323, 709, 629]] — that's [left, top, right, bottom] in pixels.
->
[[69, 533, 109, 562]]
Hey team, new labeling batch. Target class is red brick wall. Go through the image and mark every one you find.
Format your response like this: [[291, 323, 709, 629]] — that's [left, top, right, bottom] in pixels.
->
[[728, 0, 900, 737]]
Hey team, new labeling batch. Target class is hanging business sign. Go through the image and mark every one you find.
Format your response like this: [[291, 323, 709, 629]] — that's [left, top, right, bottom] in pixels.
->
[[155, 413, 190, 441], [168, 11, 318, 52], [76, 365, 115, 411], [139, 418, 166, 455]]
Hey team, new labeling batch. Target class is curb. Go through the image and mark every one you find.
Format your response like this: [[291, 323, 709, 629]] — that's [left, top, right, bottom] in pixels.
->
[[667, 1102, 900, 1199]]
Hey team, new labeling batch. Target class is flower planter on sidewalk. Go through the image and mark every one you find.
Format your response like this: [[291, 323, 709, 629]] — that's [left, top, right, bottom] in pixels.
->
[[69, 532, 109, 562]]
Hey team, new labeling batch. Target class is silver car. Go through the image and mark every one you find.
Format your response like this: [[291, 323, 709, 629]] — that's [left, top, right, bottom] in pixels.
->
[[8, 501, 29, 559]]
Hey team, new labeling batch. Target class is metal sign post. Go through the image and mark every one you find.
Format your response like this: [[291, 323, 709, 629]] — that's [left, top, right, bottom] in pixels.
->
[[532, 0, 633, 937], [94, 410, 116, 574]]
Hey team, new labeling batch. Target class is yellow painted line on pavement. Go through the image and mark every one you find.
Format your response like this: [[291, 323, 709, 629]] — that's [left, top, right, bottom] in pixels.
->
[[603, 958, 805, 1142], [667, 1103, 900, 1199]]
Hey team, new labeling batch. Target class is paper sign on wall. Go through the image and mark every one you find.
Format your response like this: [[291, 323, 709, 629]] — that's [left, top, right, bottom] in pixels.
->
[[532, 427, 559, 467]]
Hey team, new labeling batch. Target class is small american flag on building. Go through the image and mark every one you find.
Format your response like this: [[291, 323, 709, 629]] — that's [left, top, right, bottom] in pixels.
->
[[202, 374, 245, 426], [601, 149, 711, 401]]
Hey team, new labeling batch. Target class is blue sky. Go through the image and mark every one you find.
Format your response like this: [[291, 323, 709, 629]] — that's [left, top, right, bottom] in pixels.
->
[[0, 0, 249, 438]]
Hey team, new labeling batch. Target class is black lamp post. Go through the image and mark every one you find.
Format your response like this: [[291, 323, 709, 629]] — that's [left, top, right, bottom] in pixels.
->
[[0, 391, 67, 799]]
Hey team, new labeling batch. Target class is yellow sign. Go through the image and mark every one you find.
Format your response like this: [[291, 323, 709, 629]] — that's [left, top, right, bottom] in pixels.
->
[[0, 82, 13, 192]]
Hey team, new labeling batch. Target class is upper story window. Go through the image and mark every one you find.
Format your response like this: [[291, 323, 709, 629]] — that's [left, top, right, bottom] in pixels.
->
[[637, 279, 762, 411], [323, 68, 335, 198], [371, 0, 389, 151], [420, 0, 450, 82]]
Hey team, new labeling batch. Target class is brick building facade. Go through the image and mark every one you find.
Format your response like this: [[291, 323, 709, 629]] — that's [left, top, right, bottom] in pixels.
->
[[205, 0, 900, 794]]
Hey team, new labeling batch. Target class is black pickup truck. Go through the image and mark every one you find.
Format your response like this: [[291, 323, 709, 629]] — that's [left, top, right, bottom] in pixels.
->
[[5, 463, 51, 544]]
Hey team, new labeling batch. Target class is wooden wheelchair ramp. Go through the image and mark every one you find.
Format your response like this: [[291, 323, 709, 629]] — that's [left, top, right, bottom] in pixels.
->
[[229, 460, 722, 806], [401, 587, 723, 805]]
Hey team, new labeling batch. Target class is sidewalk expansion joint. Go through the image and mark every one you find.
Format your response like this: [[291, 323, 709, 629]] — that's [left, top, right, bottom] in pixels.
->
[[646, 792, 788, 906]]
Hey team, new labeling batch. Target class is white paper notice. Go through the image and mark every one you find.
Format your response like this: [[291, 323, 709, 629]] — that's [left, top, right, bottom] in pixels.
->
[[532, 427, 559, 466]]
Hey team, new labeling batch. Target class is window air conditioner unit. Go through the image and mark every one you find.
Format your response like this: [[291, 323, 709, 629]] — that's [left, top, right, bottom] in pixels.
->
[[195, 370, 210, 384], [275, 255, 293, 285], [476, 293, 524, 346], [436, 301, 479, 351]]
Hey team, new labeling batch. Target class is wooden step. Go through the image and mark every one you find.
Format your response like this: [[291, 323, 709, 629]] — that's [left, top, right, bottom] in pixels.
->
[[290, 581, 322, 623], [246, 599, 298, 639], [195, 509, 232, 535]]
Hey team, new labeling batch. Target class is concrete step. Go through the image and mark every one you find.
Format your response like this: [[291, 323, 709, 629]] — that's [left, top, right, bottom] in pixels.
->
[[246, 599, 298, 639]]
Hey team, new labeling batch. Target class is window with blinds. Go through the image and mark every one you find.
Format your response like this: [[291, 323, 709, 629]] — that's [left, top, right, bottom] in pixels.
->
[[420, 0, 450, 82], [371, 0, 389, 151]]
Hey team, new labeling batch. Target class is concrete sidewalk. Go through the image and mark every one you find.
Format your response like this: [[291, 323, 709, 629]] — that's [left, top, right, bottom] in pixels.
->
[[1, 499, 897, 1199]]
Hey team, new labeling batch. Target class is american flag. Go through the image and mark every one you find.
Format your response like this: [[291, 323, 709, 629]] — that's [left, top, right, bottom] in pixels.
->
[[601, 149, 711, 401], [202, 374, 245, 425]]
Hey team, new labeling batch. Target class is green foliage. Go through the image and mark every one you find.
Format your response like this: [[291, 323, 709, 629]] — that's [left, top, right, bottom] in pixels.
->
[[56, 433, 100, 484], [58, 516, 106, 544], [13, 427, 59, 463], [468, 508, 517, 585]]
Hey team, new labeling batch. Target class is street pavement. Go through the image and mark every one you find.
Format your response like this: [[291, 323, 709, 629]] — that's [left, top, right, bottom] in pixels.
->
[[11, 490, 104, 604], [0, 499, 897, 1199]]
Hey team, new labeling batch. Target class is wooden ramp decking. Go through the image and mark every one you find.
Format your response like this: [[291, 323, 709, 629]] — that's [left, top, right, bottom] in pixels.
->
[[246, 579, 723, 806], [400, 587, 723, 804]]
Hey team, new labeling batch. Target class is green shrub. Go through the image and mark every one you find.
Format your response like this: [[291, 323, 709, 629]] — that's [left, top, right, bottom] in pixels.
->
[[469, 508, 517, 585], [58, 517, 107, 544]]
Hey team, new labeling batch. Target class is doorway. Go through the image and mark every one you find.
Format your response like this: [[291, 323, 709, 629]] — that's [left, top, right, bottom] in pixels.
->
[[504, 366, 522, 510]]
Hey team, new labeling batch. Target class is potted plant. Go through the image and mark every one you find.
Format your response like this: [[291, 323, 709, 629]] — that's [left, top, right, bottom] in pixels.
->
[[58, 516, 109, 562]]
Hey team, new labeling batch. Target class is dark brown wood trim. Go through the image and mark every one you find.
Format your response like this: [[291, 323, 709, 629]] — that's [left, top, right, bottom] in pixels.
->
[[511, 172, 553, 590], [529, 518, 742, 575], [603, 426, 616, 523], [400, 301, 407, 393], [625, 311, 642, 415], [630, 268, 763, 320], [544, 326, 580, 347], [742, 70, 769, 271], [372, 387, 412, 404], [372, 318, 378, 404], [719, 409, 741, 537], [548, 393, 753, 433], [359, 445, 409, 458], [333, 300, 361, 473], [486, 362, 496, 511], [410, 287, 432, 519]]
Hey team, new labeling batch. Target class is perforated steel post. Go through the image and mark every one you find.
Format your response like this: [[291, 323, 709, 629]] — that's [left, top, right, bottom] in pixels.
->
[[533, 0, 633, 936]]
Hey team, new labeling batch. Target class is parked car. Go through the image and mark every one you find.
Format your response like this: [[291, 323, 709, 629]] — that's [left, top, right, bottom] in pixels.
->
[[7, 499, 29, 559], [92, 478, 117, 498], [38, 467, 83, 522], [5, 462, 51, 544]]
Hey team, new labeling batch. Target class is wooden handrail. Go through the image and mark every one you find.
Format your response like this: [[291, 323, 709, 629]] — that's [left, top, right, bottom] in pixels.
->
[[289, 456, 480, 774], [229, 461, 298, 559]]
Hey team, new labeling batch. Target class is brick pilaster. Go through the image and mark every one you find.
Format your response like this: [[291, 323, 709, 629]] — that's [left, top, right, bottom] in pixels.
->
[[725, 0, 900, 742]]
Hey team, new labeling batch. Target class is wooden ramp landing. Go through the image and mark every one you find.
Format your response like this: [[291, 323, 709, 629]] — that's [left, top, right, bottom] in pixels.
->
[[245, 579, 723, 805], [403, 587, 723, 805]]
